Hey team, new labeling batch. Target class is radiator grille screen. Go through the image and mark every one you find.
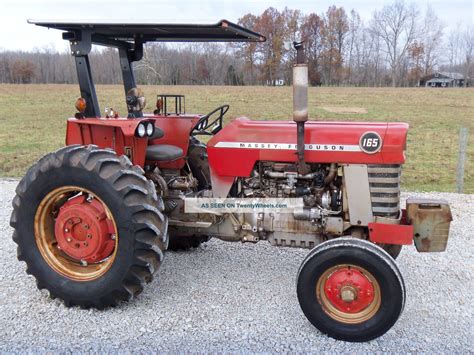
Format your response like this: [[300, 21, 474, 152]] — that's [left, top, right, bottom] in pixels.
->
[[367, 164, 401, 218]]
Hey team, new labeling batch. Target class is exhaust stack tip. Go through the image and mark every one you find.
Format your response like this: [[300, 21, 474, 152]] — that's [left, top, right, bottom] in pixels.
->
[[292, 41, 311, 174], [293, 41, 308, 123]]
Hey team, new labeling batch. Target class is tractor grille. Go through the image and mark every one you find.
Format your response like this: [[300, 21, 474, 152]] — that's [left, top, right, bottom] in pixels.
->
[[367, 164, 401, 218]]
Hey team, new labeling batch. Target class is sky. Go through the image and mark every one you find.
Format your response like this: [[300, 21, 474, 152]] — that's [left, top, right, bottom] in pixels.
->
[[1, 0, 472, 51]]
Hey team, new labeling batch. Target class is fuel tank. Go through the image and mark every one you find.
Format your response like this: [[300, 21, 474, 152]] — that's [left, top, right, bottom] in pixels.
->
[[207, 117, 408, 177]]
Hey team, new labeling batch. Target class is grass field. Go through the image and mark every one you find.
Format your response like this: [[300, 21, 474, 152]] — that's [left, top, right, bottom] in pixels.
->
[[0, 84, 472, 193]]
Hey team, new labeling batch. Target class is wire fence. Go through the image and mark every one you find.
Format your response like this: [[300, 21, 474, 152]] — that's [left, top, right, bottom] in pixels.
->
[[402, 127, 471, 193]]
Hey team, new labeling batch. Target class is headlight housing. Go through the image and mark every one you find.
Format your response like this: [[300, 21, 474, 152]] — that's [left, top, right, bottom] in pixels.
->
[[146, 122, 154, 137], [136, 123, 146, 137], [135, 121, 155, 138]]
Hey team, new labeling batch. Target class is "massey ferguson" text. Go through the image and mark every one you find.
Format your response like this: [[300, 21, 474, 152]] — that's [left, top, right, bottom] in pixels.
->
[[215, 142, 361, 151]]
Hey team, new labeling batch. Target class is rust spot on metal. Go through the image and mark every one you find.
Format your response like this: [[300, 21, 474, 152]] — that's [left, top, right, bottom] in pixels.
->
[[420, 237, 431, 252]]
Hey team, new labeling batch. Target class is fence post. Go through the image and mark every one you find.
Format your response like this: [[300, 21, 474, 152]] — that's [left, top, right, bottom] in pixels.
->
[[456, 127, 469, 193]]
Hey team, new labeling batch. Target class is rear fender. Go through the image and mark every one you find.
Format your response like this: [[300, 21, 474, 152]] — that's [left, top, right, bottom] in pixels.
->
[[66, 118, 152, 166]]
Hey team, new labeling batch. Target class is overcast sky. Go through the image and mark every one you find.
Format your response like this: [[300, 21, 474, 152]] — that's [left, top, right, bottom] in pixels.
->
[[1, 0, 472, 51]]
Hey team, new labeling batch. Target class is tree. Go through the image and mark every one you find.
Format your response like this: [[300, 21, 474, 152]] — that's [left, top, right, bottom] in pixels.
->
[[255, 7, 286, 84], [321, 6, 349, 85], [407, 41, 424, 85], [225, 64, 243, 85], [461, 26, 474, 86], [420, 5, 444, 75], [134, 46, 161, 85], [280, 7, 303, 84], [446, 24, 462, 71], [346, 9, 363, 84], [11, 59, 36, 83], [196, 56, 210, 84], [236, 14, 260, 84], [371, 0, 419, 86], [301, 13, 324, 85]]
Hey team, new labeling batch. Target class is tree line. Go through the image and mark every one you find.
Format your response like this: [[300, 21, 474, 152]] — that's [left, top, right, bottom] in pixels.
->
[[0, 0, 472, 87]]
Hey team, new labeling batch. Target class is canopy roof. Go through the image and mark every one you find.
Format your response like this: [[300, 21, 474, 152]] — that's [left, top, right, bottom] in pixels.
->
[[28, 19, 265, 44]]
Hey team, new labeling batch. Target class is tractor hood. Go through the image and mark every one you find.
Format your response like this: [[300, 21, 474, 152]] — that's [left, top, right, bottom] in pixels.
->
[[208, 117, 408, 177]]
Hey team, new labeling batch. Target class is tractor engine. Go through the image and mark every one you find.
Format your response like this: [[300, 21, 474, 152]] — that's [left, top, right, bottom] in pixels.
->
[[240, 162, 341, 211], [239, 162, 342, 211], [217, 161, 404, 248], [229, 162, 346, 248], [165, 159, 404, 249]]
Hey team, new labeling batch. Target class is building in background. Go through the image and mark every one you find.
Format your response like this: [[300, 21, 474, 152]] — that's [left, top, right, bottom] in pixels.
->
[[418, 72, 468, 87]]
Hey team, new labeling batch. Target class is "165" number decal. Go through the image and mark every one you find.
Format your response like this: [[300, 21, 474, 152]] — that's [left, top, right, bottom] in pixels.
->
[[359, 132, 383, 153]]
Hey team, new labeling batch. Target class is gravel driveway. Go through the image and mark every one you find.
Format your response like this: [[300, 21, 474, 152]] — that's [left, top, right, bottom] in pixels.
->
[[0, 178, 472, 352]]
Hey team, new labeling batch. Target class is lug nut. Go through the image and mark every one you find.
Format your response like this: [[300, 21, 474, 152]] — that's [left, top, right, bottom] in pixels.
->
[[110, 234, 116, 240], [67, 238, 72, 242], [64, 228, 69, 233]]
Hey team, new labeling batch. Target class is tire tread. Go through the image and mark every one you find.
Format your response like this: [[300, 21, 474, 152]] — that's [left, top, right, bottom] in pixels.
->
[[10, 144, 167, 309]]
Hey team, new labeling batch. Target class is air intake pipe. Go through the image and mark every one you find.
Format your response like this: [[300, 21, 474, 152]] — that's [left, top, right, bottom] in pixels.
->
[[293, 41, 310, 175]]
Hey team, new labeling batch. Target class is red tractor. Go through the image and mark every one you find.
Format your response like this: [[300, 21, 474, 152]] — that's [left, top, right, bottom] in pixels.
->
[[11, 20, 453, 342]]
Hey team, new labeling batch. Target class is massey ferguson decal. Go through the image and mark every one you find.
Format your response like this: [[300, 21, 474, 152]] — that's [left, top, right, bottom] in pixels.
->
[[215, 142, 361, 152], [359, 131, 383, 154]]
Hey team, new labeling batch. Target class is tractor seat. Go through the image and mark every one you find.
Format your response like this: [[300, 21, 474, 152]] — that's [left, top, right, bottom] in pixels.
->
[[146, 144, 183, 161]]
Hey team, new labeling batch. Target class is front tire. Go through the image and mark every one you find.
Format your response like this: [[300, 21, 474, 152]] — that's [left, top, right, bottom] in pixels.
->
[[10, 145, 167, 308], [297, 238, 405, 342]]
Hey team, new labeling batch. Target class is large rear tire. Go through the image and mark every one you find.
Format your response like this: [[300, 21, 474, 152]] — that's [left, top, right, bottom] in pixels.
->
[[297, 238, 405, 342], [10, 145, 167, 308]]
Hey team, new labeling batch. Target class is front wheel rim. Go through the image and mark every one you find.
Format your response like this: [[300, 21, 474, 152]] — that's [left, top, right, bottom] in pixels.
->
[[34, 186, 118, 281], [316, 264, 381, 324]]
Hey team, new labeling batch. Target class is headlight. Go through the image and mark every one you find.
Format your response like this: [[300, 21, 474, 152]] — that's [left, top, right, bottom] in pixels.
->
[[146, 122, 154, 137], [136, 123, 146, 137]]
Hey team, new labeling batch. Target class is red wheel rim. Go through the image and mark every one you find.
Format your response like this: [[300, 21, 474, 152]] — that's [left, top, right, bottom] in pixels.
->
[[35, 186, 118, 281], [316, 264, 381, 324], [323, 266, 375, 313], [55, 194, 116, 263]]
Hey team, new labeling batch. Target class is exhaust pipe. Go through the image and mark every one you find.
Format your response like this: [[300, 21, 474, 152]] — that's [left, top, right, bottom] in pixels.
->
[[293, 41, 310, 175]]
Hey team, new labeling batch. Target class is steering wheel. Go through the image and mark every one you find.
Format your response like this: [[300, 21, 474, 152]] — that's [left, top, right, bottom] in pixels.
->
[[192, 105, 229, 136]]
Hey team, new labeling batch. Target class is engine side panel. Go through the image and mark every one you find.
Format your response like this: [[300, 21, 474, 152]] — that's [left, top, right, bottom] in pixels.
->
[[343, 164, 373, 226], [207, 117, 408, 177]]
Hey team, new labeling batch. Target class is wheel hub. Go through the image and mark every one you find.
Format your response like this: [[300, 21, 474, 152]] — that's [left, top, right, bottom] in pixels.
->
[[340, 285, 357, 302], [323, 266, 375, 314], [54, 194, 115, 263]]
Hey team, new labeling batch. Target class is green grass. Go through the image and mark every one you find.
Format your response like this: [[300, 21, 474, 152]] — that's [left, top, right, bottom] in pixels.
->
[[0, 84, 472, 193]]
